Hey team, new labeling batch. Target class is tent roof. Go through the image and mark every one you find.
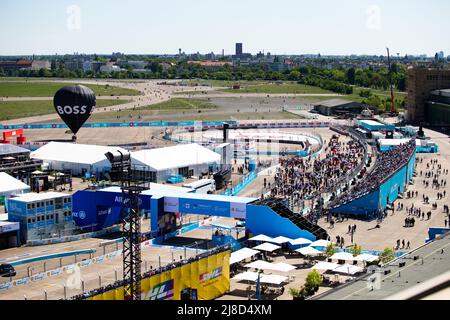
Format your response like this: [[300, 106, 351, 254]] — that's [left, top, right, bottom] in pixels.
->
[[230, 248, 260, 265], [10, 192, 69, 203], [310, 240, 332, 247], [330, 252, 356, 261], [270, 236, 293, 244], [260, 274, 289, 285], [253, 242, 281, 252], [296, 246, 322, 256], [333, 264, 364, 275], [245, 260, 296, 272], [0, 144, 30, 156], [233, 271, 259, 282], [0, 173, 30, 194], [354, 253, 379, 262], [233, 272, 288, 285], [31, 142, 128, 166], [131, 143, 221, 171], [312, 262, 339, 271], [290, 238, 313, 246], [249, 234, 273, 242]]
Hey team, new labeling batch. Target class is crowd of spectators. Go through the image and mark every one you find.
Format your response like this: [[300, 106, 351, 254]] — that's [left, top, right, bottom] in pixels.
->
[[270, 134, 365, 209], [329, 139, 416, 209], [68, 244, 230, 300]]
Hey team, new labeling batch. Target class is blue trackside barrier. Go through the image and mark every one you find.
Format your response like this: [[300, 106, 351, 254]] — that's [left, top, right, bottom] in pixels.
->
[[8, 249, 96, 266]]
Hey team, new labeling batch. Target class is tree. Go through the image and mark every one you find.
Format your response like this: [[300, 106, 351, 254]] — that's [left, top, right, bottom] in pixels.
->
[[346, 68, 356, 85], [305, 270, 322, 295], [350, 244, 362, 256], [325, 243, 338, 257], [288, 70, 300, 81], [379, 247, 395, 264]]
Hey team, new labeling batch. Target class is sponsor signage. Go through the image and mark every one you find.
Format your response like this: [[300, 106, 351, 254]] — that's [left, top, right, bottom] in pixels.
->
[[163, 197, 179, 213], [0, 222, 20, 234], [230, 202, 246, 219]]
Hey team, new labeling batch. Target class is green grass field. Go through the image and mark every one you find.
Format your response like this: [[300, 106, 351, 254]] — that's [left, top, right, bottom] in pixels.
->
[[89, 98, 217, 120], [220, 83, 335, 94], [184, 79, 269, 87], [0, 82, 141, 97], [0, 99, 130, 121], [138, 98, 217, 110]]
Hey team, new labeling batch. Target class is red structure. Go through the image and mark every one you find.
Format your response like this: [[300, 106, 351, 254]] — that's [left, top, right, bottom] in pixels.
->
[[0, 129, 27, 144]]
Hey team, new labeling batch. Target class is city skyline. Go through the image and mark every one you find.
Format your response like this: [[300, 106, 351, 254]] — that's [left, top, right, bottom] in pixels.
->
[[0, 0, 449, 56]]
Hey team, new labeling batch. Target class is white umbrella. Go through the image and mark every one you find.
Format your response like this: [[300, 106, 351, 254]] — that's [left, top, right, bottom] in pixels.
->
[[289, 238, 313, 246], [275, 262, 297, 272], [245, 260, 296, 273], [260, 274, 289, 285], [253, 242, 281, 252], [230, 248, 260, 265], [354, 254, 379, 262], [233, 271, 259, 282], [333, 264, 364, 275], [296, 246, 322, 256], [310, 239, 332, 247], [330, 252, 356, 261], [312, 261, 339, 271], [248, 234, 273, 242], [270, 236, 293, 244]]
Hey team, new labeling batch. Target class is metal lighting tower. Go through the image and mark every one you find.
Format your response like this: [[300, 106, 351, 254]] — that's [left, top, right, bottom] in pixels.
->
[[105, 151, 146, 301], [121, 184, 144, 301]]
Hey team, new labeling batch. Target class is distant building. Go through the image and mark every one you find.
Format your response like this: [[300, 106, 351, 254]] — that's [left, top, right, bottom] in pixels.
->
[[64, 59, 84, 71], [0, 59, 33, 71], [236, 43, 243, 56], [30, 60, 51, 71], [99, 64, 121, 73], [425, 89, 450, 126], [407, 67, 450, 123], [313, 99, 377, 116]]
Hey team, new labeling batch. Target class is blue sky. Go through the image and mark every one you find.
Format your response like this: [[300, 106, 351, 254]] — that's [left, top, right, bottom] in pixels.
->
[[0, 0, 449, 56]]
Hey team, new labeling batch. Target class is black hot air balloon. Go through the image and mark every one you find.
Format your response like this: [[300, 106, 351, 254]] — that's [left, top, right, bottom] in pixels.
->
[[53, 85, 96, 139]]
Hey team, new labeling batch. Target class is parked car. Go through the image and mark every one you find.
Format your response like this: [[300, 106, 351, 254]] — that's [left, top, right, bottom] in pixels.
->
[[0, 264, 16, 277]]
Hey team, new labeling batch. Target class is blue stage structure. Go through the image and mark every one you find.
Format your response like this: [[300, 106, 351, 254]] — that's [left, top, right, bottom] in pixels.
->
[[72, 187, 328, 243], [330, 148, 416, 220]]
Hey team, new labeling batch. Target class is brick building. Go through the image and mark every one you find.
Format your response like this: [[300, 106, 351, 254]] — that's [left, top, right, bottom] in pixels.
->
[[407, 67, 450, 123]]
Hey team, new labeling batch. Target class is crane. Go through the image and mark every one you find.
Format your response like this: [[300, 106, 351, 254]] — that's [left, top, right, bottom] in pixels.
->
[[386, 47, 398, 116]]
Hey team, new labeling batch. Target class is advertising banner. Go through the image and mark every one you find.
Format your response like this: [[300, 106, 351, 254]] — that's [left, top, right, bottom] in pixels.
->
[[230, 202, 246, 219], [163, 197, 179, 213], [87, 250, 230, 300]]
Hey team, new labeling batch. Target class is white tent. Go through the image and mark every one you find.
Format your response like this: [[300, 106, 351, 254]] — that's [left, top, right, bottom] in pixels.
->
[[31, 142, 129, 176], [289, 238, 313, 246], [245, 260, 274, 270], [260, 274, 289, 285], [253, 242, 281, 252], [230, 248, 260, 265], [233, 271, 259, 282], [312, 262, 339, 271], [296, 246, 322, 256], [245, 260, 296, 273], [330, 252, 356, 261], [131, 143, 221, 182], [310, 240, 332, 247], [333, 264, 364, 275], [275, 262, 297, 272], [249, 234, 273, 242], [233, 272, 288, 285], [0, 172, 30, 197], [270, 236, 293, 244], [354, 254, 379, 262]]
